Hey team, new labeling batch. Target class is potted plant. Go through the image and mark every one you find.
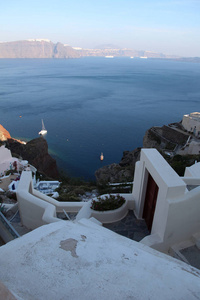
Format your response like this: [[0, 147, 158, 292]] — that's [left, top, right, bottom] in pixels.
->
[[91, 194, 125, 211]]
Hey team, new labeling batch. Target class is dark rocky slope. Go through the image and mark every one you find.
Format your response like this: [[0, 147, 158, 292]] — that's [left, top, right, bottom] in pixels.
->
[[95, 122, 195, 185], [95, 148, 141, 185], [143, 124, 188, 150], [6, 138, 59, 179], [0, 125, 59, 179]]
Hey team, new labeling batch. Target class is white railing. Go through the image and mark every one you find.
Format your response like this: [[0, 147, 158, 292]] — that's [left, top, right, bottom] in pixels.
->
[[17, 171, 85, 229], [0, 211, 20, 243], [181, 177, 200, 186], [16, 171, 135, 230]]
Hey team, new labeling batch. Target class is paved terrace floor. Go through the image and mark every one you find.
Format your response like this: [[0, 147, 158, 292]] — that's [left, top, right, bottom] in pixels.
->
[[8, 211, 31, 236], [57, 210, 150, 242], [180, 246, 200, 270], [104, 210, 150, 242]]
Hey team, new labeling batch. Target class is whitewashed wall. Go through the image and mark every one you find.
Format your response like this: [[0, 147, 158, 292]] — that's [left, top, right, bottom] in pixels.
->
[[182, 114, 200, 135], [17, 171, 85, 229], [134, 149, 200, 252], [0, 146, 12, 162]]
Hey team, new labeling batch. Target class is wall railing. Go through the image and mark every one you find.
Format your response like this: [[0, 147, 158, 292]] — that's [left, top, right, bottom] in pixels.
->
[[0, 211, 20, 242]]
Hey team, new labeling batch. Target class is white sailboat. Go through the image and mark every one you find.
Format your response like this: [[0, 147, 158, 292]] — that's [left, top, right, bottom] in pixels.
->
[[39, 119, 47, 135]]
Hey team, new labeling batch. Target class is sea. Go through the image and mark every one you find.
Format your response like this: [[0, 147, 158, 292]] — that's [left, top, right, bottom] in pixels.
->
[[0, 57, 200, 180]]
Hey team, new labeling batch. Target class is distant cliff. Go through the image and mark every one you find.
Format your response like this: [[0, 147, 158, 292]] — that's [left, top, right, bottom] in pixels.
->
[[0, 39, 180, 59], [0, 125, 59, 179], [0, 40, 80, 59], [1, 39, 199, 61]]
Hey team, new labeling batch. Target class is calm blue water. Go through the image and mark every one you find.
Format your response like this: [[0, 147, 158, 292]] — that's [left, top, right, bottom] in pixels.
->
[[0, 57, 200, 179]]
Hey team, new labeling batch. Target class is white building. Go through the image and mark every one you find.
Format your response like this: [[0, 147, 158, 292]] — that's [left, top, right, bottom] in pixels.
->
[[182, 112, 200, 137], [0, 145, 36, 176], [0, 145, 19, 176]]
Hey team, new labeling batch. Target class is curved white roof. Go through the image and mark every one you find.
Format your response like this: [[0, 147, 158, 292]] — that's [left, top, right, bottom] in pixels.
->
[[0, 219, 199, 300]]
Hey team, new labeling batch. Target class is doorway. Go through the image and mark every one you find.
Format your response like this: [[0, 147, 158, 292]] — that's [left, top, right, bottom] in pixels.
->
[[142, 173, 159, 231]]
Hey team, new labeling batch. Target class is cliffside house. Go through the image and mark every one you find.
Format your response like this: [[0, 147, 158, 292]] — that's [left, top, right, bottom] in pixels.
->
[[0, 148, 200, 299], [182, 112, 200, 137], [0, 145, 36, 176]]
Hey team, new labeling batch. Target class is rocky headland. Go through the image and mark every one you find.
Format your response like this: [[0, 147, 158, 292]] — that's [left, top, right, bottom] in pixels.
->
[[143, 123, 189, 150], [95, 121, 200, 185], [95, 148, 141, 185], [0, 125, 11, 141], [0, 125, 59, 179]]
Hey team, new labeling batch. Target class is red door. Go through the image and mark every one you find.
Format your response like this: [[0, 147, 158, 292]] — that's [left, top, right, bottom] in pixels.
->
[[142, 173, 159, 231]]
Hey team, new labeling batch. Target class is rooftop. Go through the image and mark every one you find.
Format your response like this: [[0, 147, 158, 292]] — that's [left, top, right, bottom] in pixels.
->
[[0, 219, 200, 300]]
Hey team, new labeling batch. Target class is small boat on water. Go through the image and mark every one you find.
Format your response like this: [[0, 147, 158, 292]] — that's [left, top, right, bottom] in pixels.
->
[[39, 119, 47, 135], [100, 152, 104, 161]]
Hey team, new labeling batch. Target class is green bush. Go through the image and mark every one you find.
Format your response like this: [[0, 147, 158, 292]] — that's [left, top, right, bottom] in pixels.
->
[[6, 191, 17, 201], [73, 187, 85, 196], [5, 170, 15, 176], [163, 153, 200, 176], [55, 176, 97, 202], [58, 192, 81, 202], [91, 194, 125, 211]]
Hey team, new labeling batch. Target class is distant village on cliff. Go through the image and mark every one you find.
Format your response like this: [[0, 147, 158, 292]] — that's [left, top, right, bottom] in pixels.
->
[[0, 39, 199, 62]]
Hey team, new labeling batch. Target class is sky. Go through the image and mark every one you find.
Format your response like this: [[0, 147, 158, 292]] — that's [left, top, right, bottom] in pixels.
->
[[0, 0, 200, 57]]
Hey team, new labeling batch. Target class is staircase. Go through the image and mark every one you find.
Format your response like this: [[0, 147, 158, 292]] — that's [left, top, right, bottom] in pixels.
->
[[169, 232, 200, 270]]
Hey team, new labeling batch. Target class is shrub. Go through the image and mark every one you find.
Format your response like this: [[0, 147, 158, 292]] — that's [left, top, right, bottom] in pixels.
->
[[73, 187, 85, 196], [5, 170, 15, 176], [58, 192, 81, 202], [91, 194, 125, 211], [6, 191, 17, 201]]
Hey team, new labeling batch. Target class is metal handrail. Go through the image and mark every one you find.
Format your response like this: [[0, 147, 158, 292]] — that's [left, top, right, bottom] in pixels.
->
[[0, 211, 20, 239]]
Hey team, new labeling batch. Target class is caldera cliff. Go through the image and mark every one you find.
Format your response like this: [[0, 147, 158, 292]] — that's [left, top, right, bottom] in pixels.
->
[[0, 40, 80, 59]]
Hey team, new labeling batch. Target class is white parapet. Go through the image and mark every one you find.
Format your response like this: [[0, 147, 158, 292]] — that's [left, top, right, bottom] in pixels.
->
[[16, 171, 85, 230], [16, 171, 134, 230], [133, 148, 200, 252]]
